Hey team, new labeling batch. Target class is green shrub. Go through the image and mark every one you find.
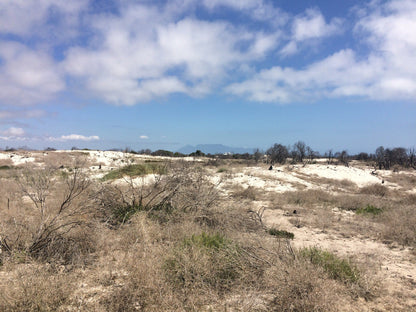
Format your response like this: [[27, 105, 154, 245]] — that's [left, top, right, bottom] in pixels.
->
[[164, 232, 242, 291], [0, 165, 11, 170], [184, 232, 228, 249], [268, 228, 294, 239], [300, 247, 360, 283], [102, 163, 166, 181], [356, 204, 383, 215]]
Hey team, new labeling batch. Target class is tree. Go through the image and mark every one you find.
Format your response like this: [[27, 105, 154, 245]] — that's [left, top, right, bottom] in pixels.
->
[[253, 148, 263, 163], [338, 150, 349, 167], [408, 148, 416, 168], [325, 149, 334, 164], [266, 144, 289, 165], [306, 146, 317, 163], [375, 146, 385, 169], [293, 141, 306, 163]]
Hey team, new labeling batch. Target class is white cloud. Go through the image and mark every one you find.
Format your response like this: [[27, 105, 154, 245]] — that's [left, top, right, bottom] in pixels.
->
[[202, 0, 288, 24], [0, 42, 65, 105], [0, 0, 86, 38], [1, 127, 25, 137], [228, 0, 416, 103], [140, 135, 149, 139], [50, 134, 100, 141], [280, 9, 343, 56], [63, 4, 280, 105], [0, 127, 26, 140], [292, 9, 342, 41], [0, 110, 46, 119]]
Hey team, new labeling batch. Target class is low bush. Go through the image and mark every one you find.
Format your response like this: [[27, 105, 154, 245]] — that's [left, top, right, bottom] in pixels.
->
[[300, 247, 360, 284], [164, 232, 242, 292], [359, 184, 389, 197], [356, 204, 383, 215], [268, 228, 294, 239]]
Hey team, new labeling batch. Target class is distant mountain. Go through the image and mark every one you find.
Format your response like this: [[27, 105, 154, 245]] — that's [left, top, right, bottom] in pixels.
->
[[177, 144, 255, 155]]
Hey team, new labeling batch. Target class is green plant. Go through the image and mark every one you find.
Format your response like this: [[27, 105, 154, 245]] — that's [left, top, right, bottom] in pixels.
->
[[268, 228, 294, 239], [164, 232, 242, 291], [300, 247, 360, 283], [356, 204, 383, 215], [0, 165, 11, 170]]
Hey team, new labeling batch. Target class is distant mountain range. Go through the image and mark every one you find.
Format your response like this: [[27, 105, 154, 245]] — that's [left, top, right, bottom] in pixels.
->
[[177, 144, 256, 155]]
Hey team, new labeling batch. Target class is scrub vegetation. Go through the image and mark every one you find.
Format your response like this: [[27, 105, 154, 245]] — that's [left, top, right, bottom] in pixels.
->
[[0, 150, 415, 311]]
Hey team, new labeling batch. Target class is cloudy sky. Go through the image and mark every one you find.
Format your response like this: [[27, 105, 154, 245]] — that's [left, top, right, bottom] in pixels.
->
[[0, 0, 415, 153]]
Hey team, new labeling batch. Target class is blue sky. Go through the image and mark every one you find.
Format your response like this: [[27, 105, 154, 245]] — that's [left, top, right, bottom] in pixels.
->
[[0, 0, 415, 154]]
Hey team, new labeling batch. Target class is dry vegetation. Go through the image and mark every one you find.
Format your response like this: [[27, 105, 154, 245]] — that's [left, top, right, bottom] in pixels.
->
[[0, 151, 415, 311]]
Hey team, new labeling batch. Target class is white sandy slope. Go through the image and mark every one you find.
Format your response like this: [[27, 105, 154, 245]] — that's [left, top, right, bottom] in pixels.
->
[[216, 163, 384, 194]]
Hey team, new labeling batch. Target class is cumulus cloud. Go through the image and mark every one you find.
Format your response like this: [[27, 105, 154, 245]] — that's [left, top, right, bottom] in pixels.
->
[[0, 0, 86, 38], [202, 0, 288, 24], [228, 0, 416, 102], [280, 8, 343, 56], [63, 3, 280, 105], [140, 135, 149, 139], [0, 42, 65, 105], [0, 127, 26, 140], [50, 134, 100, 141]]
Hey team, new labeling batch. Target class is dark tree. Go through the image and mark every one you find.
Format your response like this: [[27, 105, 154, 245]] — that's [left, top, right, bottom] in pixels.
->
[[266, 144, 289, 165], [253, 148, 263, 163], [375, 146, 385, 169], [338, 150, 349, 167], [293, 141, 307, 163]]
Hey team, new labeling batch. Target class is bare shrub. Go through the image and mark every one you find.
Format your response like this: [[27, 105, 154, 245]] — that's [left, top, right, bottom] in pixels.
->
[[0, 166, 93, 263], [95, 163, 220, 226]]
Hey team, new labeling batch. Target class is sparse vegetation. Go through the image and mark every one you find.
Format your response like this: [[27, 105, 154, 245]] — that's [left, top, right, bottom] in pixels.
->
[[0, 150, 414, 311], [101, 162, 167, 180]]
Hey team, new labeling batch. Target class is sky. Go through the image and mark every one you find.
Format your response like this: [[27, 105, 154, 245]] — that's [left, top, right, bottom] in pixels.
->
[[0, 0, 415, 154]]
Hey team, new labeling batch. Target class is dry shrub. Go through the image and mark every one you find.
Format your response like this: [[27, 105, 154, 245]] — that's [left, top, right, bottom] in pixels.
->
[[0, 158, 13, 169], [0, 167, 94, 264], [266, 260, 344, 312], [334, 194, 371, 211], [95, 163, 220, 226], [360, 184, 389, 197], [278, 189, 334, 206], [381, 205, 416, 247], [0, 265, 74, 311], [386, 172, 416, 190], [231, 185, 258, 200]]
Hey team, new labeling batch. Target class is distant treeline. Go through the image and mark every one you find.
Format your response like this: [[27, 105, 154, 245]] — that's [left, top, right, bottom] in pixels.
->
[[2, 143, 415, 170], [121, 141, 416, 170]]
